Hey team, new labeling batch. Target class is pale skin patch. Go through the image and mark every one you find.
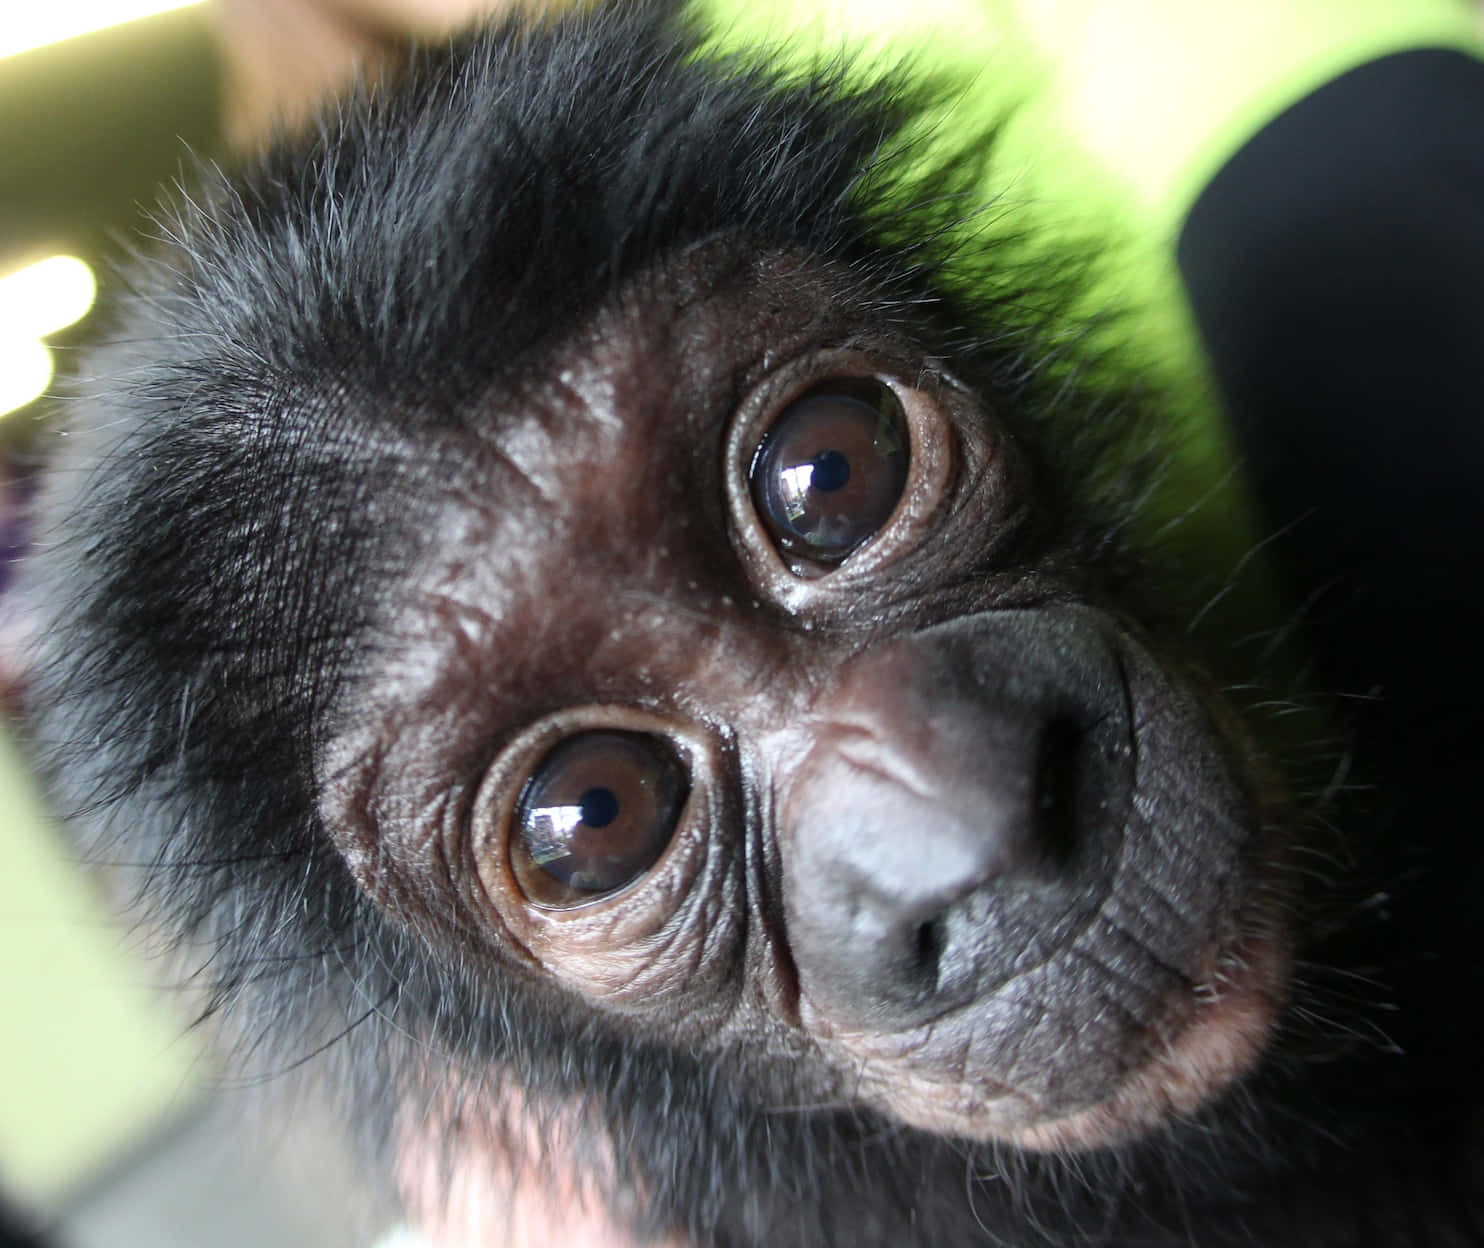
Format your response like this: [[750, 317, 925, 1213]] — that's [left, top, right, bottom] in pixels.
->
[[397, 1085, 689, 1248]]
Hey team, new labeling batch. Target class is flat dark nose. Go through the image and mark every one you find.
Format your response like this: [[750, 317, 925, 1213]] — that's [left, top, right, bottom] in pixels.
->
[[781, 609, 1132, 1029]]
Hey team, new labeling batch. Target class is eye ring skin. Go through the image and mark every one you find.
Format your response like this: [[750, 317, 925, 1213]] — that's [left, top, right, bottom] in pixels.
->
[[725, 349, 963, 610], [464, 706, 731, 967]]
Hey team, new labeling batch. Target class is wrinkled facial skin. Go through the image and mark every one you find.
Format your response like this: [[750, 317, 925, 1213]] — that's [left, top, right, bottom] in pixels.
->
[[319, 243, 1287, 1154]]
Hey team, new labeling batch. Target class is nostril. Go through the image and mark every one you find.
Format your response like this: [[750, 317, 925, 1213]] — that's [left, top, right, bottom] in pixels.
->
[[912, 916, 946, 984], [1035, 716, 1083, 869]]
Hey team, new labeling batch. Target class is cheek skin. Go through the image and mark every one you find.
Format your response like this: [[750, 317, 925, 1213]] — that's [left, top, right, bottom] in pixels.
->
[[1011, 924, 1289, 1153], [826, 901, 1290, 1152], [396, 1086, 691, 1248]]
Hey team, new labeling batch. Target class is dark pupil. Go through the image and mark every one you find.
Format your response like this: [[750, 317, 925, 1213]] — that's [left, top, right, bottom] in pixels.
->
[[809, 450, 850, 493], [751, 383, 909, 562], [579, 786, 620, 828], [513, 732, 687, 907]]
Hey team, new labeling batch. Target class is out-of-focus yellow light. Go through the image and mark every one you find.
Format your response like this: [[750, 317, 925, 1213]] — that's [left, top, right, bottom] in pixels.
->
[[0, 256, 98, 341], [0, 1, 203, 61], [0, 255, 98, 418], [0, 339, 55, 419]]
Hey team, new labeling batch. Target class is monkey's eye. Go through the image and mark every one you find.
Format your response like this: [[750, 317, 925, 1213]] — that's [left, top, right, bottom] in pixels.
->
[[750, 380, 909, 564], [512, 732, 688, 908]]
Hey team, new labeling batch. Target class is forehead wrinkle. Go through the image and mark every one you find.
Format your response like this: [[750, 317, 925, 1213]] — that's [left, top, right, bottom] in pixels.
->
[[456, 235, 807, 486], [386, 245, 835, 721], [460, 327, 680, 505], [413, 431, 663, 651], [469, 435, 566, 511]]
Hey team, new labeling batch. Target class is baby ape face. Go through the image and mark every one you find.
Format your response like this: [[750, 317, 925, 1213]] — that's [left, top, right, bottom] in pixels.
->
[[19, 10, 1314, 1241], [316, 242, 1289, 1151]]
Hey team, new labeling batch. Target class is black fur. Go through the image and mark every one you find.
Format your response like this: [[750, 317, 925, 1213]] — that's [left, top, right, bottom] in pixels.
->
[[20, 4, 1482, 1245]]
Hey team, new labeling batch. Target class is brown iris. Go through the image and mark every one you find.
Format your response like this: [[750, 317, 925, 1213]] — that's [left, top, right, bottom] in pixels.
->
[[750, 379, 909, 564], [512, 732, 688, 908]]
